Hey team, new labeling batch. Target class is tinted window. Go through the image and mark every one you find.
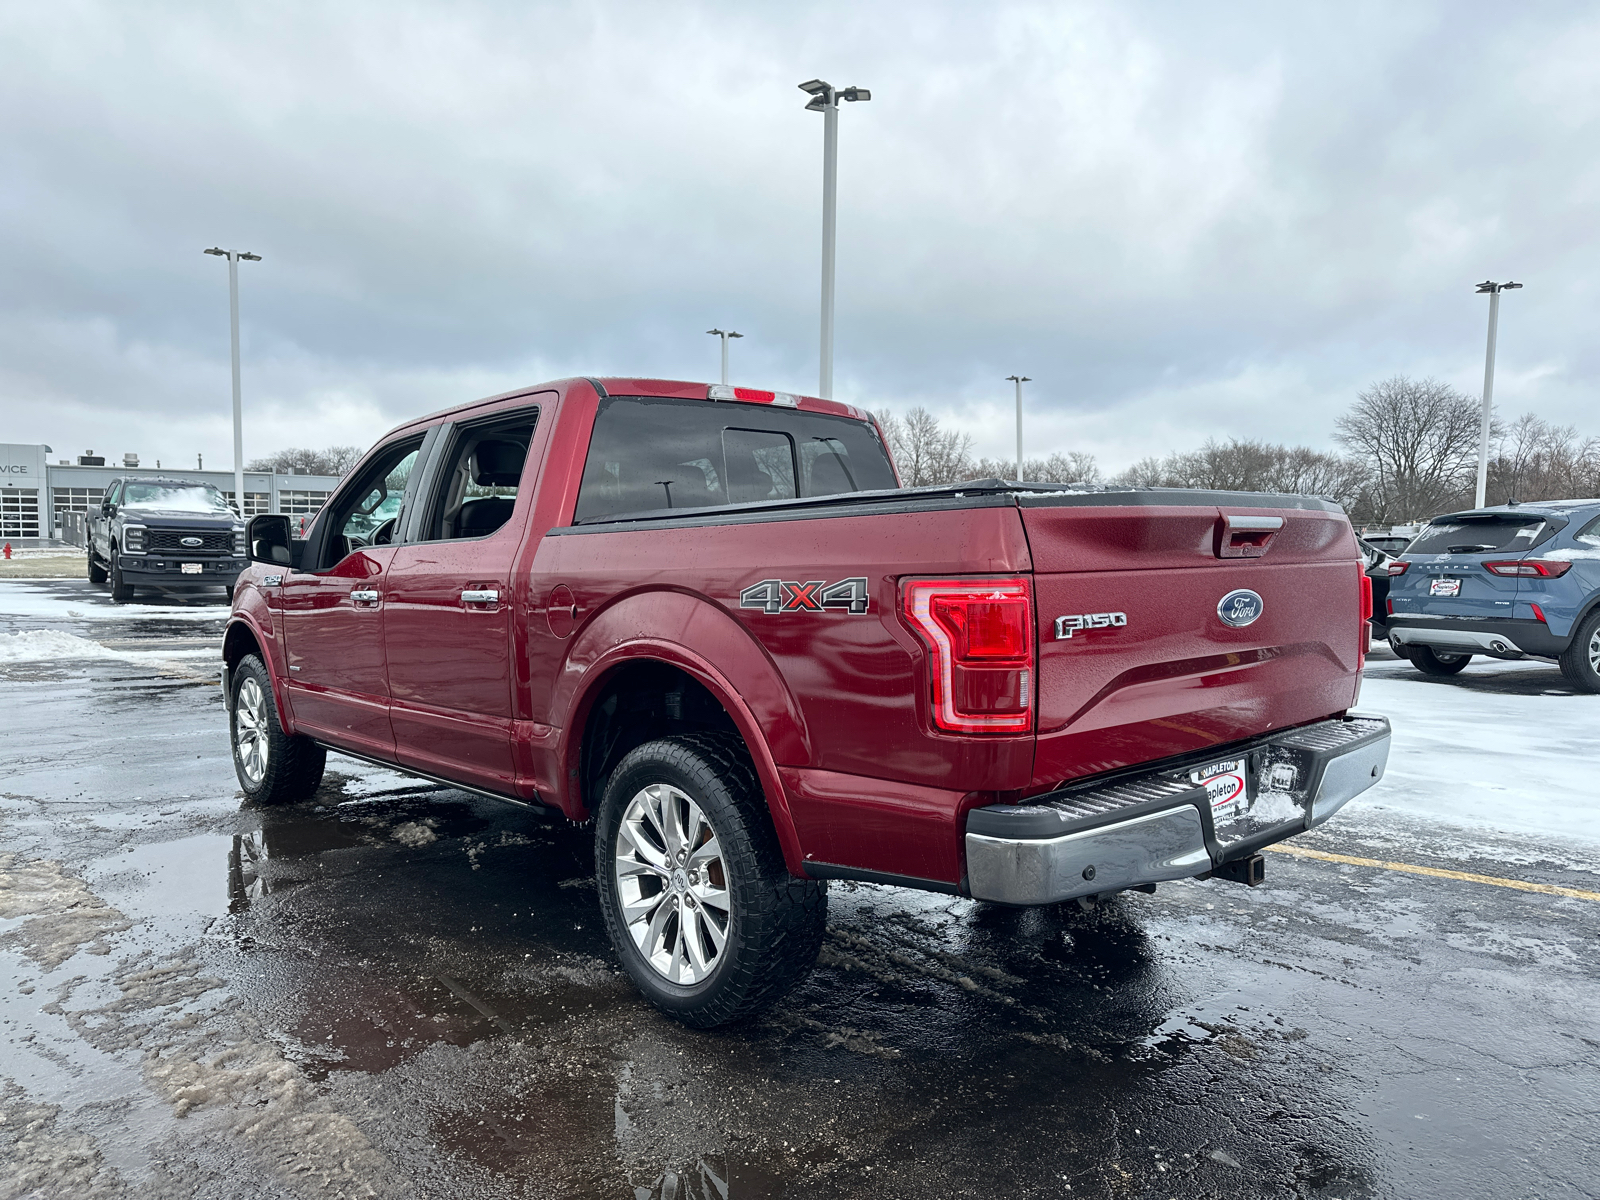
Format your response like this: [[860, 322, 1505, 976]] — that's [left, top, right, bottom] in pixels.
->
[[575, 396, 896, 523], [1575, 516, 1600, 548], [417, 412, 537, 541], [1407, 516, 1552, 555]]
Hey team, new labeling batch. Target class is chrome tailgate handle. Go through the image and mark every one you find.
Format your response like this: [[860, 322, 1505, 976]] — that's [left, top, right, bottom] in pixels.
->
[[461, 589, 500, 606]]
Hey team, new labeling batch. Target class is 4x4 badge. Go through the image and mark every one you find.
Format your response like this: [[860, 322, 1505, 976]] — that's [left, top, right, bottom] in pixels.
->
[[740, 577, 870, 615]]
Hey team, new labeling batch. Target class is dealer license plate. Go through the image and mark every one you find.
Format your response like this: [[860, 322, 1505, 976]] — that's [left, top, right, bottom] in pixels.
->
[[181, 562, 203, 575], [1191, 757, 1249, 823], [1429, 577, 1461, 597]]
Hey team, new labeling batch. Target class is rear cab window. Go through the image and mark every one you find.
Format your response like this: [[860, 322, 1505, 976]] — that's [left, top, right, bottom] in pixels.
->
[[1406, 515, 1557, 555], [574, 395, 897, 523]]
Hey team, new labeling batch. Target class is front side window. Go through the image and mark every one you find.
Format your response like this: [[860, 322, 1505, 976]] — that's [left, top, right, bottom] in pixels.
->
[[574, 396, 896, 523], [319, 440, 422, 566]]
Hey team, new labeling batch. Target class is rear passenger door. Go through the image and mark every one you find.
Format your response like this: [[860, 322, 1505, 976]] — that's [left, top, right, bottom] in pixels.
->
[[382, 405, 543, 795]]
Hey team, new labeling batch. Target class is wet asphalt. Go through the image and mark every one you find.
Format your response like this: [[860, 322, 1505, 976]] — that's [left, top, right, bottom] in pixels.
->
[[2, 579, 1597, 1199]]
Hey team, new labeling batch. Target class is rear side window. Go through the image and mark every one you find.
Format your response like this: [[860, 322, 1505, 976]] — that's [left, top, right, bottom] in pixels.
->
[[1574, 515, 1600, 548], [1406, 516, 1553, 555], [574, 396, 897, 523]]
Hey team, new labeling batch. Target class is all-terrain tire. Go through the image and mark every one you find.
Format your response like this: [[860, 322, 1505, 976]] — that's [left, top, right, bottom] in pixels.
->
[[229, 653, 326, 805], [1408, 646, 1471, 676], [594, 733, 827, 1028], [109, 554, 133, 603], [87, 547, 107, 584], [1558, 610, 1600, 694]]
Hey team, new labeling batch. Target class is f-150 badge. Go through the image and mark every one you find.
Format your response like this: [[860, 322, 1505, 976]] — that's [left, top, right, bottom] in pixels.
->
[[1055, 612, 1128, 639], [740, 577, 870, 615]]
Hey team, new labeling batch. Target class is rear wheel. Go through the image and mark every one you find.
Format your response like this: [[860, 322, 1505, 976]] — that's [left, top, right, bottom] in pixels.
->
[[595, 734, 827, 1028], [109, 555, 132, 603], [87, 547, 107, 584], [230, 654, 326, 804], [1558, 610, 1600, 694], [1409, 646, 1471, 676]]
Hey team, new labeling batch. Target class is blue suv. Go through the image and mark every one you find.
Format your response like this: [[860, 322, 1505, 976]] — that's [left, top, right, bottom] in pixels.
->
[[1385, 499, 1600, 692]]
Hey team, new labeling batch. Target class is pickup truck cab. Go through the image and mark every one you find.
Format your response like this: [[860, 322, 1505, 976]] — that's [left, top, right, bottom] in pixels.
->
[[88, 476, 247, 602], [222, 377, 1391, 1026]]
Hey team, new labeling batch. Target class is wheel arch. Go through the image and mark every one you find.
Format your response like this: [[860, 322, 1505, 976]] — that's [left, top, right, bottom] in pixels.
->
[[222, 614, 293, 732], [565, 648, 809, 877]]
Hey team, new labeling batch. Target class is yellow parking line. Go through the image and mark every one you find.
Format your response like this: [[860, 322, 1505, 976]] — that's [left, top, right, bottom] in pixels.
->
[[1264, 844, 1600, 903]]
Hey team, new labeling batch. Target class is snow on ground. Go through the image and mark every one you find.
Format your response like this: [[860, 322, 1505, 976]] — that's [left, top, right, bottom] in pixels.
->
[[0, 579, 226, 623], [1353, 650, 1599, 846], [0, 628, 215, 664]]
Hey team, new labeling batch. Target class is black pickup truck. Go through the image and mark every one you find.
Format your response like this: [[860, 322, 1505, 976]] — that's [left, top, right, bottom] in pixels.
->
[[87, 476, 247, 602]]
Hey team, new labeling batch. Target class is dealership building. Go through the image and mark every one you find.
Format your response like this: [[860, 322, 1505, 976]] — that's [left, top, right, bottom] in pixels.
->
[[0, 443, 341, 540]]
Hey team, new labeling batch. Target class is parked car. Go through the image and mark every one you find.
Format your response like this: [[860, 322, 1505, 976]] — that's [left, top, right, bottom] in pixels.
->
[[87, 477, 247, 603], [220, 377, 1390, 1026], [1384, 499, 1600, 691], [1358, 537, 1396, 637]]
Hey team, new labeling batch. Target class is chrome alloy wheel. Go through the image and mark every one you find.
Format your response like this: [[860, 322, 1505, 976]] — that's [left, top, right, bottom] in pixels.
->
[[234, 677, 271, 786], [613, 783, 731, 985], [1589, 626, 1600, 675]]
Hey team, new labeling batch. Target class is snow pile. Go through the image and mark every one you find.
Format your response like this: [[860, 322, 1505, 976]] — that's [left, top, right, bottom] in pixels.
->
[[0, 628, 213, 664], [0, 579, 227, 623]]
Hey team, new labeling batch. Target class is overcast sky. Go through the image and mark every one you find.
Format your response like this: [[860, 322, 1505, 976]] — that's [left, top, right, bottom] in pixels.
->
[[2, 1, 1596, 475]]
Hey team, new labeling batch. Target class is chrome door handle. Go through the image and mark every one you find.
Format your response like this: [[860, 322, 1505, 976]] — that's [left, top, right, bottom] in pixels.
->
[[350, 589, 380, 603], [461, 589, 500, 606]]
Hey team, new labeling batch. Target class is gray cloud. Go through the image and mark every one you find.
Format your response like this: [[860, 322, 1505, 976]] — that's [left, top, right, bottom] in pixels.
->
[[1, 0, 1596, 472]]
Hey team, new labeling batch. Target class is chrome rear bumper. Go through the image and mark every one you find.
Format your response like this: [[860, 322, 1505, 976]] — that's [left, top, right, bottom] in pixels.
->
[[964, 715, 1390, 906]]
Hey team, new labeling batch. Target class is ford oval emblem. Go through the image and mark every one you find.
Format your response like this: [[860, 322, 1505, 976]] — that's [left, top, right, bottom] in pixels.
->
[[1217, 589, 1264, 627], [180, 536, 204, 547]]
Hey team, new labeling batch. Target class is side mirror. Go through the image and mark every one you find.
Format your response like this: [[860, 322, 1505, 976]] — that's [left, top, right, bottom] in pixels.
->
[[101, 502, 114, 517], [248, 514, 295, 567]]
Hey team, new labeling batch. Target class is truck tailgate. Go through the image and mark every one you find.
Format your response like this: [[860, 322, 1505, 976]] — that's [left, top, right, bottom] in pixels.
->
[[1019, 498, 1362, 790]]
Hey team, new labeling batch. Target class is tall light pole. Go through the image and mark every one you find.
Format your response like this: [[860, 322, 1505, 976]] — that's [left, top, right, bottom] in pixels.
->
[[706, 328, 742, 385], [204, 247, 262, 516], [799, 79, 871, 399], [1473, 280, 1522, 509], [1007, 375, 1031, 481]]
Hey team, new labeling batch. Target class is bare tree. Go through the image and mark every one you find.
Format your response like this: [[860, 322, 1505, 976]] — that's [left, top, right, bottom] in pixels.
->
[[1109, 438, 1368, 511], [1334, 377, 1487, 522], [969, 451, 1101, 484], [247, 446, 364, 477], [1487, 414, 1600, 504], [873, 408, 974, 485]]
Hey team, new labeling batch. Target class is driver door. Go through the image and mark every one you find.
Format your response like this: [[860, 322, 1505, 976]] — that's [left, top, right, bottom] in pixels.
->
[[278, 437, 424, 761]]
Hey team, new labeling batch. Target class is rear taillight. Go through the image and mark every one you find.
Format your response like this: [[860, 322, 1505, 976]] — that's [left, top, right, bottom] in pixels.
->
[[1358, 565, 1372, 662], [903, 578, 1034, 734], [1483, 559, 1573, 577], [1386, 561, 1410, 576]]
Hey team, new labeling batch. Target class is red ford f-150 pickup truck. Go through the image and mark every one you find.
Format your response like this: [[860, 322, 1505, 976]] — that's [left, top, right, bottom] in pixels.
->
[[222, 377, 1390, 1026]]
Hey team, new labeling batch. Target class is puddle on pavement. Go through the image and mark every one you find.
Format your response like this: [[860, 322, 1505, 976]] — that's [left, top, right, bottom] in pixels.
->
[[88, 831, 238, 921]]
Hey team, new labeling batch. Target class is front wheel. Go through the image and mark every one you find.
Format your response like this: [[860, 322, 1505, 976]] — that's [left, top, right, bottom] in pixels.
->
[[595, 734, 827, 1028], [1409, 646, 1471, 676], [230, 654, 326, 804], [1559, 610, 1600, 694], [109, 556, 132, 602]]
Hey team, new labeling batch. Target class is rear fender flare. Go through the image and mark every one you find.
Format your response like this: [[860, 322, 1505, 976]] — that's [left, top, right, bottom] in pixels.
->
[[554, 592, 812, 874]]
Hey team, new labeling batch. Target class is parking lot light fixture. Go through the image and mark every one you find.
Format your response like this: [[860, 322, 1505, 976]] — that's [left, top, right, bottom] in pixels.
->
[[706, 329, 743, 385], [1007, 375, 1031, 481], [205, 247, 262, 516], [800, 78, 871, 399], [1473, 280, 1522, 509]]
